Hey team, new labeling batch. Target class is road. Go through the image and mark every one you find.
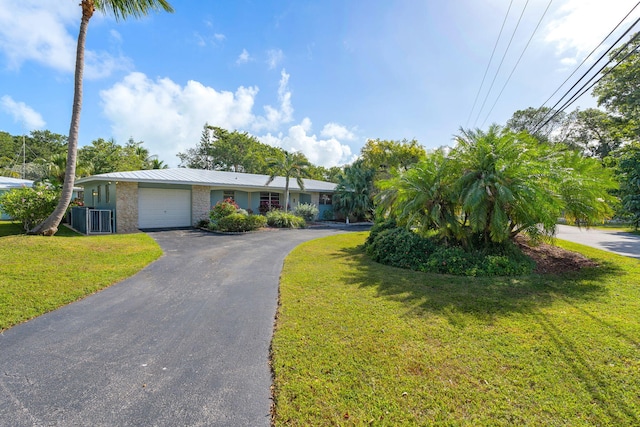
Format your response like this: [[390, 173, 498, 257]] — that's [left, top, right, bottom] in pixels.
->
[[555, 224, 640, 259]]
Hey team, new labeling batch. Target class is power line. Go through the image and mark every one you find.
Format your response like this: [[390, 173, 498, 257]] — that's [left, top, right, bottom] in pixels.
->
[[480, 0, 554, 128], [473, 0, 530, 127], [536, 1, 640, 114], [534, 31, 640, 132], [532, 2, 640, 131], [465, 0, 515, 128]]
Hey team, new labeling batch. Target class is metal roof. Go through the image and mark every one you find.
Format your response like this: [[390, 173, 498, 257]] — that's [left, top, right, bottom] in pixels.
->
[[75, 168, 337, 192], [0, 176, 34, 190]]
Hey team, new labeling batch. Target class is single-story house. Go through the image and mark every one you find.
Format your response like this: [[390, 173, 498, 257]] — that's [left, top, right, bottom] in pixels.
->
[[75, 168, 337, 233], [0, 176, 34, 220]]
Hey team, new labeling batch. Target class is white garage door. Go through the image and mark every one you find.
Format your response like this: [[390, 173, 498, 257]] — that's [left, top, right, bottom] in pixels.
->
[[138, 188, 191, 228]]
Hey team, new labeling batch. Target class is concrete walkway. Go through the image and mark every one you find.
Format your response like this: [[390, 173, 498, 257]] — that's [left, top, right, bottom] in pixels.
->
[[555, 224, 640, 259], [0, 228, 345, 426]]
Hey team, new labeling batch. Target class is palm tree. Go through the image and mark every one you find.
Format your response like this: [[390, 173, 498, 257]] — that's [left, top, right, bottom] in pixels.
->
[[30, 0, 174, 235], [332, 159, 375, 221], [265, 151, 311, 212]]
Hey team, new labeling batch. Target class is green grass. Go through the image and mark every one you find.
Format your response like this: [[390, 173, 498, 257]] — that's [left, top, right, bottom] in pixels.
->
[[272, 232, 640, 426], [0, 222, 162, 331]]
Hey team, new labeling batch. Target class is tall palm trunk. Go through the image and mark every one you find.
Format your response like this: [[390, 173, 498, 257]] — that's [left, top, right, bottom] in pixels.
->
[[30, 1, 93, 235]]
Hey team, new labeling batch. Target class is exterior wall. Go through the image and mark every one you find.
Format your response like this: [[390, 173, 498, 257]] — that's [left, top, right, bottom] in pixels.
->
[[235, 191, 249, 209], [210, 189, 224, 207], [115, 181, 138, 233], [191, 185, 210, 225]]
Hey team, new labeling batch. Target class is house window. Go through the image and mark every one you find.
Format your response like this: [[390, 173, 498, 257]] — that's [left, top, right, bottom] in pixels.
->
[[260, 192, 280, 204], [319, 193, 332, 205], [97, 185, 102, 203], [105, 184, 110, 203], [223, 190, 235, 201], [260, 192, 281, 210]]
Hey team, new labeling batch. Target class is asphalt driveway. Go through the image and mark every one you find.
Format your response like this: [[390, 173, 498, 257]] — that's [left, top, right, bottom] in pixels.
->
[[0, 228, 346, 426]]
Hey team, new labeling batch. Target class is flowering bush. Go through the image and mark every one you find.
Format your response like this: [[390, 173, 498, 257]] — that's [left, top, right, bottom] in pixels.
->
[[258, 201, 281, 215], [0, 184, 59, 231], [210, 198, 239, 222], [206, 198, 266, 232]]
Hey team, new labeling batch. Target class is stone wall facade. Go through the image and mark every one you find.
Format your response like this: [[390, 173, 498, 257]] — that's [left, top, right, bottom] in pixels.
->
[[115, 181, 139, 233], [191, 185, 211, 226]]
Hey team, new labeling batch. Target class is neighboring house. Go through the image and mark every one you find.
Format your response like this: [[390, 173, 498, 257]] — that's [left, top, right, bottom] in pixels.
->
[[0, 177, 34, 220], [75, 168, 337, 233]]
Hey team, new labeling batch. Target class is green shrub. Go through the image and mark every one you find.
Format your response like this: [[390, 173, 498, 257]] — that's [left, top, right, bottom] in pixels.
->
[[210, 213, 267, 232], [294, 203, 319, 221], [0, 184, 59, 231], [365, 225, 534, 277], [321, 208, 334, 221], [366, 226, 435, 270], [215, 213, 261, 232], [266, 210, 306, 228]]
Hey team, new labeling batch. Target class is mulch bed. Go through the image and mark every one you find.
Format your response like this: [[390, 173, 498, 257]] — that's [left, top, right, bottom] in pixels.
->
[[515, 236, 599, 274]]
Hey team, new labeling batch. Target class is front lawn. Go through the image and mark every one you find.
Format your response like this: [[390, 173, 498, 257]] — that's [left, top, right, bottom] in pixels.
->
[[0, 222, 162, 330], [271, 232, 640, 426]]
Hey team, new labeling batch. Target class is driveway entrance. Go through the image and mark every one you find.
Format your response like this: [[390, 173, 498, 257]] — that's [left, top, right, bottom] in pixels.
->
[[0, 228, 345, 426]]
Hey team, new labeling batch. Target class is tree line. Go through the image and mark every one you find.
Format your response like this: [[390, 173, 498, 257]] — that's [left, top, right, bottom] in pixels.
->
[[0, 132, 167, 187]]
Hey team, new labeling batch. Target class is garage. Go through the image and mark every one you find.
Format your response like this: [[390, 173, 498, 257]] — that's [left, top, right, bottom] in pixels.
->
[[138, 188, 191, 228]]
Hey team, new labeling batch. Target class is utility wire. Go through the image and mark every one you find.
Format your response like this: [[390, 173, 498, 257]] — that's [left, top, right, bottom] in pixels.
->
[[534, 32, 640, 132], [480, 0, 554, 128], [536, 1, 640, 114], [473, 0, 530, 127], [465, 0, 515, 127], [532, 2, 640, 131]]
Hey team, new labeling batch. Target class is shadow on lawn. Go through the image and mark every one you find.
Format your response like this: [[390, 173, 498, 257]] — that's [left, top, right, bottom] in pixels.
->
[[0, 222, 81, 238], [333, 245, 621, 322], [329, 245, 639, 424]]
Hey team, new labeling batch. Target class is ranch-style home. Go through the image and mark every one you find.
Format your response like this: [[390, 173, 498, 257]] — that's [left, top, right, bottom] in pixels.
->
[[74, 168, 337, 234]]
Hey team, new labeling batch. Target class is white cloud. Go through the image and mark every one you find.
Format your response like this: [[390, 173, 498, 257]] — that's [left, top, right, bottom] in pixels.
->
[[253, 69, 294, 131], [236, 48, 251, 64], [544, 0, 640, 63], [0, 1, 131, 79], [266, 49, 284, 69], [100, 70, 356, 168], [258, 118, 354, 167], [100, 72, 259, 166], [0, 95, 46, 130], [321, 122, 357, 141]]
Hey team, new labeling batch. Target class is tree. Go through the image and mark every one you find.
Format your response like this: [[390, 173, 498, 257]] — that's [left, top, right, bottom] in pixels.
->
[[78, 137, 160, 174], [615, 142, 640, 229], [360, 138, 426, 177], [593, 32, 640, 137], [506, 107, 573, 144], [564, 108, 624, 159], [30, 0, 174, 236], [265, 151, 311, 212], [332, 159, 375, 221], [178, 124, 283, 174], [377, 126, 617, 249]]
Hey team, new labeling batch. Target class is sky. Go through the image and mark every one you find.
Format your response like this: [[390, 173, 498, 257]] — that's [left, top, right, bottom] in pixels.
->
[[0, 0, 639, 168]]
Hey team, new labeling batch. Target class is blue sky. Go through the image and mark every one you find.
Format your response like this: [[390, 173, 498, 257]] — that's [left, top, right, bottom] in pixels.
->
[[1, 0, 639, 167]]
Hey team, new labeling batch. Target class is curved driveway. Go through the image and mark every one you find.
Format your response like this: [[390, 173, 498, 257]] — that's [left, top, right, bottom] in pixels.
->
[[0, 228, 347, 426], [556, 224, 640, 259]]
